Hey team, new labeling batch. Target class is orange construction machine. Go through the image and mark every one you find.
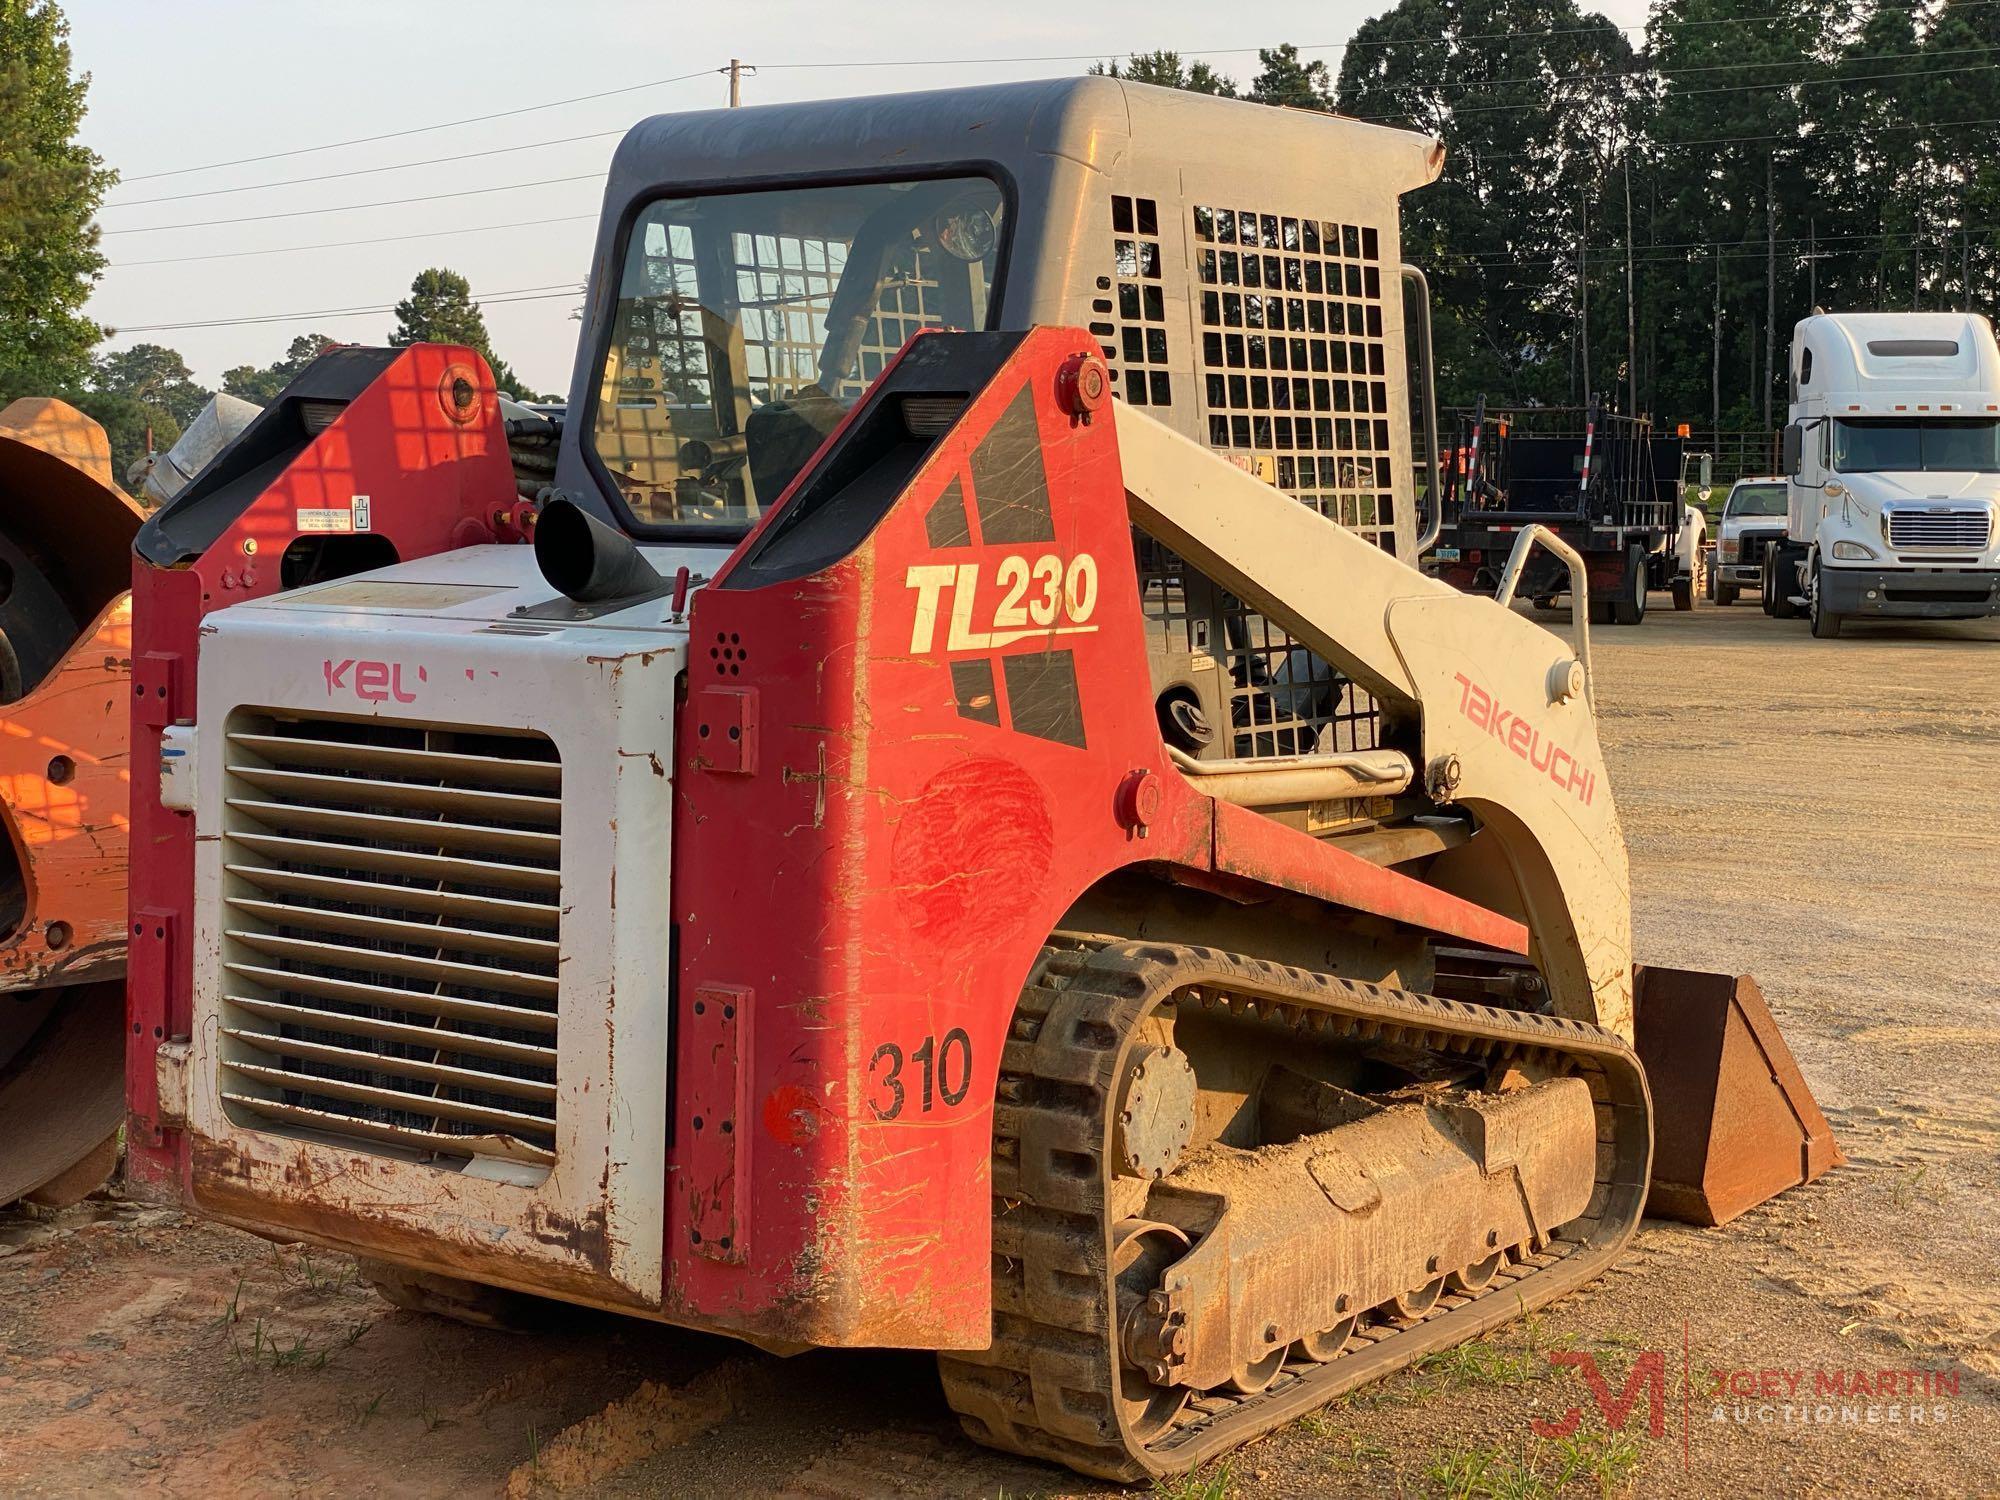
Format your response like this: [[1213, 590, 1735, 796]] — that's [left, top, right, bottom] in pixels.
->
[[0, 398, 140, 1207]]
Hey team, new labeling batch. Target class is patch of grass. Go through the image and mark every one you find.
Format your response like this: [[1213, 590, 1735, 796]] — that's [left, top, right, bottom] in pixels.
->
[[1426, 1430, 1641, 1500], [271, 1245, 357, 1299], [225, 1313, 365, 1374], [208, 1275, 247, 1332], [1888, 1162, 1933, 1208], [1151, 1460, 1233, 1500], [418, 1397, 451, 1434], [1418, 1338, 1544, 1389]]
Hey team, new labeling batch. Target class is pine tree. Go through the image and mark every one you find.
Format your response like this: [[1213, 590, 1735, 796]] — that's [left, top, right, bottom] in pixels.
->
[[221, 333, 341, 405], [389, 267, 545, 400], [1090, 52, 1238, 95]]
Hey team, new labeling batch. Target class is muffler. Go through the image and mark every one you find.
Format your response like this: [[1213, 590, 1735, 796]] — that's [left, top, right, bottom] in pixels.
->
[[1634, 965, 1842, 1226]]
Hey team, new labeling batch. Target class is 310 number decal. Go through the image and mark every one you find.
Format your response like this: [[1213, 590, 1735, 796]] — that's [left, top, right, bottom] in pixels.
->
[[869, 1029, 973, 1120]]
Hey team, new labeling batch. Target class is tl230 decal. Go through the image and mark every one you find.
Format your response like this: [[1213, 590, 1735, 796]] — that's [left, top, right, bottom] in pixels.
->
[[905, 552, 1099, 654]]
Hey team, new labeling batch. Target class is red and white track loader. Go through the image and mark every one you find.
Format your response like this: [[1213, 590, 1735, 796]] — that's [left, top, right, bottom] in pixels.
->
[[119, 79, 1838, 1481]]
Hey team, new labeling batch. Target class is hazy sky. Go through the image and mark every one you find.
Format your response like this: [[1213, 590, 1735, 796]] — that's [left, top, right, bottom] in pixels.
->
[[70, 0, 1650, 397]]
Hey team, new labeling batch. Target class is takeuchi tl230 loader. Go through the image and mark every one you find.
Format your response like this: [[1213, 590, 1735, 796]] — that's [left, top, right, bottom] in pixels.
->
[[114, 81, 1838, 1482]]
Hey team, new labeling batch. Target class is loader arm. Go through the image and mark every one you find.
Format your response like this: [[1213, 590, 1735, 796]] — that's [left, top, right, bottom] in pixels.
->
[[1116, 402, 1634, 1039]]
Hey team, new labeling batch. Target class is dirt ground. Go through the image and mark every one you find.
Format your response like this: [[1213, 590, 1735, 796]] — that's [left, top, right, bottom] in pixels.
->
[[2, 603, 1996, 1499]]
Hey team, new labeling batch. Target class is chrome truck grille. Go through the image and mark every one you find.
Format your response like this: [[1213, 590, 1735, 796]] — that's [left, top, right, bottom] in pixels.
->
[[1887, 507, 1992, 550], [217, 715, 562, 1173]]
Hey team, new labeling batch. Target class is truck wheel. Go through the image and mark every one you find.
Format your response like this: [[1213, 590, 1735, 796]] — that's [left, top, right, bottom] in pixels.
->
[[1671, 575, 1694, 612], [1705, 567, 1717, 603], [1716, 583, 1737, 607], [1611, 544, 1647, 625], [1808, 563, 1843, 639], [1766, 553, 1800, 619]]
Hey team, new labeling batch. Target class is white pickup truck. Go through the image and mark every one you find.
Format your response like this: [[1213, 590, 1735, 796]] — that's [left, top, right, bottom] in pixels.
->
[[1710, 476, 1788, 606], [1769, 311, 2000, 637]]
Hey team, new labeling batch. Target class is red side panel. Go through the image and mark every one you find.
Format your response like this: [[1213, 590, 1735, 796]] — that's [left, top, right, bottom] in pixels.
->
[[668, 330, 1525, 1348], [125, 346, 520, 1190]]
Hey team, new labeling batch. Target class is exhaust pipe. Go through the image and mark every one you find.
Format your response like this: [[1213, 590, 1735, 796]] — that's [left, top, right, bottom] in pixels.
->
[[533, 498, 667, 604]]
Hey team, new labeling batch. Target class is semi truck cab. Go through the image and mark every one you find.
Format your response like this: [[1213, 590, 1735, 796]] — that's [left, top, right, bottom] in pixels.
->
[[1771, 310, 2000, 636]]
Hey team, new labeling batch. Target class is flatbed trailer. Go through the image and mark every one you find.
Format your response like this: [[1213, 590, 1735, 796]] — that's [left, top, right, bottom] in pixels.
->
[[1433, 401, 1691, 623]]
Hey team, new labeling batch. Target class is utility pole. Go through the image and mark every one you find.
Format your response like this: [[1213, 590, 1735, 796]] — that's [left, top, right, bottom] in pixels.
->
[[1711, 243, 1721, 436], [1579, 200, 1591, 404], [1623, 154, 1638, 418], [1762, 150, 1776, 431], [728, 58, 745, 107]]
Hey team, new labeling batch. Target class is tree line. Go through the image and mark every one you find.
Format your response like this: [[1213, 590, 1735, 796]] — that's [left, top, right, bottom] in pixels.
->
[[1104, 0, 2000, 429], [9, 0, 1998, 489], [0, 2, 547, 487]]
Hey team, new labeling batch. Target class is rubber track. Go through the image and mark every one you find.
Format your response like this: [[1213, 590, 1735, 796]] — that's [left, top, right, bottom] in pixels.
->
[[936, 939, 1653, 1482]]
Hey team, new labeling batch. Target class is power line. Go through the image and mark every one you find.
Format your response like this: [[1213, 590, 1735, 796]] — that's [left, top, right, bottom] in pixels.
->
[[1361, 57, 2000, 122], [99, 174, 605, 236], [1343, 40, 2000, 99], [107, 213, 598, 269], [105, 40, 2000, 215], [1469, 111, 2000, 165], [747, 3, 2000, 71], [106, 131, 626, 210], [120, 67, 720, 184], [108, 283, 581, 335], [1436, 228, 1989, 274]]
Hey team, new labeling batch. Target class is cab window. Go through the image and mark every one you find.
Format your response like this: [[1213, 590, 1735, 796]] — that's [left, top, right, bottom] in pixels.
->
[[588, 176, 1006, 535]]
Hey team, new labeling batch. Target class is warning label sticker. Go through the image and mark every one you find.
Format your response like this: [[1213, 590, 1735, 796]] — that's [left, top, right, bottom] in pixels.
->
[[296, 497, 373, 534]]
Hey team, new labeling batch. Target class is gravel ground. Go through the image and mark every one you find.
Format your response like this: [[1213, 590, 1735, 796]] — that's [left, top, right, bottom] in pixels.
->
[[1, 600, 1994, 1498]]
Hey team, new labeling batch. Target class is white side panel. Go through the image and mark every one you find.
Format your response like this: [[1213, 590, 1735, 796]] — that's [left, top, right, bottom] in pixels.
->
[[185, 583, 681, 1307]]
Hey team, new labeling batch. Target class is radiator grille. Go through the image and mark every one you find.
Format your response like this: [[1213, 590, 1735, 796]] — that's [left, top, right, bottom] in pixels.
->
[[217, 714, 561, 1174], [1738, 530, 1780, 567], [1886, 507, 1991, 550]]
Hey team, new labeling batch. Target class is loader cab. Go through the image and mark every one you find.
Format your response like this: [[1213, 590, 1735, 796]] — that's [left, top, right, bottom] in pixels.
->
[[556, 77, 1444, 766], [560, 78, 1440, 568]]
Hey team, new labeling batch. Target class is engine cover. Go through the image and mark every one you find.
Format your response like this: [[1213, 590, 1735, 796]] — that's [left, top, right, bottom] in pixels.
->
[[180, 542, 718, 1309]]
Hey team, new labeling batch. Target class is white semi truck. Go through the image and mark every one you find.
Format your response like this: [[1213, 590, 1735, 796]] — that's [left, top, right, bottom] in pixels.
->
[[1767, 310, 2000, 637]]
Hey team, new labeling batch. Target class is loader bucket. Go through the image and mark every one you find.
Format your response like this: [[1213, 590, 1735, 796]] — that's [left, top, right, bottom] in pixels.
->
[[1633, 965, 1843, 1226], [0, 398, 142, 1207]]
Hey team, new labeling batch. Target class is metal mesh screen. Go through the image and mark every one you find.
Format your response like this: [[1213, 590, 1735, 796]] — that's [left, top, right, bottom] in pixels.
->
[[1193, 206, 1396, 553], [1118, 197, 1386, 758], [624, 225, 948, 411]]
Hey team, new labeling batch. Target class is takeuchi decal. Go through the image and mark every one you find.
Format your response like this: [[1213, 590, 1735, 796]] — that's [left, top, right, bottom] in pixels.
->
[[1452, 671, 1597, 806]]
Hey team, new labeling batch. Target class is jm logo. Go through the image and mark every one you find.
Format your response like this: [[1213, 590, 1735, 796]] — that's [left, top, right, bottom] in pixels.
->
[[1532, 1350, 1668, 1439]]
